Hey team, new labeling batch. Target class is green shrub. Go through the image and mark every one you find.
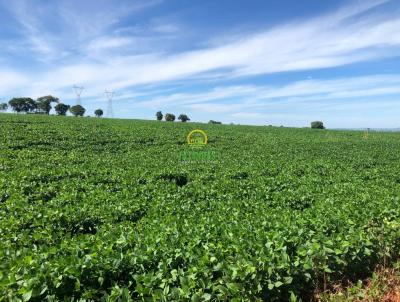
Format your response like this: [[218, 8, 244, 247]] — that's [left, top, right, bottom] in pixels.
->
[[311, 121, 325, 129]]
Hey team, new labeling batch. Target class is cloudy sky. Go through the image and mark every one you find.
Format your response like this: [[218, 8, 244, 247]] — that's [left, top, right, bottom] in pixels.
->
[[0, 0, 400, 127]]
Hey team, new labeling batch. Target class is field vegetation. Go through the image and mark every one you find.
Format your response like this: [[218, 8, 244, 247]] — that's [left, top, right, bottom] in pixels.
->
[[0, 114, 399, 301]]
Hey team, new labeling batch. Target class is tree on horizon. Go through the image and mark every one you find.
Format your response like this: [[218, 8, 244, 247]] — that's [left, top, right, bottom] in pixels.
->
[[156, 111, 163, 121], [36, 96, 59, 114], [8, 98, 36, 113], [95, 109, 103, 117], [165, 113, 175, 122], [178, 114, 190, 122], [55, 103, 70, 116], [70, 105, 86, 117]]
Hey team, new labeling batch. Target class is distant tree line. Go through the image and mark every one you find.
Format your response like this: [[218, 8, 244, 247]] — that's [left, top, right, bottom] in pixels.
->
[[1, 100, 326, 128], [155, 111, 224, 124], [156, 111, 191, 122], [0, 96, 104, 118], [208, 120, 222, 124]]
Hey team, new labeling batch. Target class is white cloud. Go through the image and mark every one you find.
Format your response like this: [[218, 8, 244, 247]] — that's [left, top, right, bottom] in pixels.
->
[[56, 0, 163, 39], [132, 74, 400, 109], [0, 0, 163, 61], [122, 73, 400, 126], [86, 37, 134, 52], [0, 69, 30, 93], [1, 0, 400, 128], [230, 112, 264, 118], [152, 24, 180, 34], [44, 0, 400, 92]]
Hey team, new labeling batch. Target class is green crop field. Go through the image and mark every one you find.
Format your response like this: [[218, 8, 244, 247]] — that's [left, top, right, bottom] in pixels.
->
[[1, 113, 400, 301]]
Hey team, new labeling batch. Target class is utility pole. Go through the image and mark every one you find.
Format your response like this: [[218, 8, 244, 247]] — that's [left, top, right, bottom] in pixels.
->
[[73, 85, 84, 106], [105, 90, 115, 118]]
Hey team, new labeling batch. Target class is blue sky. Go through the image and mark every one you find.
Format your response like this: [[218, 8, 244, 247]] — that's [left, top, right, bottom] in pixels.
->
[[0, 0, 400, 127]]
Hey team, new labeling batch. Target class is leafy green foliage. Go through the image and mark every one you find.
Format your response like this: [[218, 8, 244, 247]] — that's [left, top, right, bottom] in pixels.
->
[[0, 103, 8, 111], [311, 121, 325, 129], [54, 103, 70, 116], [178, 114, 190, 122], [36, 96, 59, 114], [8, 97, 36, 113], [165, 113, 175, 121], [69, 105, 86, 117], [0, 114, 400, 301], [95, 109, 104, 117], [156, 111, 163, 121]]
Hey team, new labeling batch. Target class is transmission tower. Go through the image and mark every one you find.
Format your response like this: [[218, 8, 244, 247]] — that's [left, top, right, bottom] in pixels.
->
[[105, 90, 115, 118], [73, 85, 84, 106]]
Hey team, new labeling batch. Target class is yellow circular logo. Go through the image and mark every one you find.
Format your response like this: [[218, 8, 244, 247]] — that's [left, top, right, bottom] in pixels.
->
[[187, 129, 208, 148]]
